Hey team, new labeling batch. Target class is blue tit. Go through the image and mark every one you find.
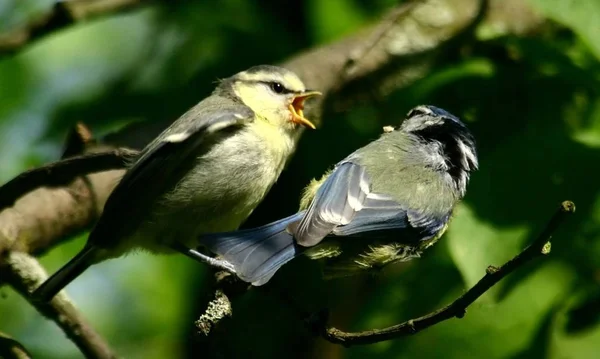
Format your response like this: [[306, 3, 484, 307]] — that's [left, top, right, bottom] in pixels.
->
[[33, 65, 321, 302], [199, 105, 478, 286]]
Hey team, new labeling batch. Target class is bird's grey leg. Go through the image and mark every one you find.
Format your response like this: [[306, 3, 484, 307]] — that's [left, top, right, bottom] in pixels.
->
[[169, 242, 237, 274]]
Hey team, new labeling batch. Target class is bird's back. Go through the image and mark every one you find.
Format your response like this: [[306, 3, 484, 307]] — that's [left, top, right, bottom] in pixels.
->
[[349, 130, 459, 217]]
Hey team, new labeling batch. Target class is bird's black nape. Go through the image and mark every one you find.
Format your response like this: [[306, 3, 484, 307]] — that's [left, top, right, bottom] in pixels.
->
[[401, 105, 479, 192]]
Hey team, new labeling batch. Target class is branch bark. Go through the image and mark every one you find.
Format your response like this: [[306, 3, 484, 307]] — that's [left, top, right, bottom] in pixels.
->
[[284, 0, 488, 116], [318, 201, 576, 346], [0, 125, 123, 358], [0, 0, 148, 56], [0, 331, 32, 359], [2, 252, 116, 359], [194, 271, 249, 335], [0, 164, 125, 257], [0, 149, 137, 212]]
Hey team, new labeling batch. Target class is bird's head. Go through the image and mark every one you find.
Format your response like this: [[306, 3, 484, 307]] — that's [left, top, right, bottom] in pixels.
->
[[218, 65, 321, 131], [399, 105, 479, 194]]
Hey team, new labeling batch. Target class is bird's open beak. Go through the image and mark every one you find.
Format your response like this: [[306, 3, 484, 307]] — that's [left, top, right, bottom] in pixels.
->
[[289, 90, 322, 129]]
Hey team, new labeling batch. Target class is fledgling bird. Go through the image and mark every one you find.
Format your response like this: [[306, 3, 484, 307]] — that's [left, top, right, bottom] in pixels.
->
[[33, 65, 321, 302], [199, 105, 478, 286]]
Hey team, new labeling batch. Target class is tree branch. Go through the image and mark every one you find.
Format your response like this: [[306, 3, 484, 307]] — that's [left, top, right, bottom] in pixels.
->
[[285, 0, 488, 116], [0, 125, 126, 358], [0, 331, 32, 359], [0, 148, 137, 212], [0, 0, 149, 56], [0, 153, 127, 256], [318, 201, 576, 346], [2, 252, 117, 359], [194, 271, 249, 335]]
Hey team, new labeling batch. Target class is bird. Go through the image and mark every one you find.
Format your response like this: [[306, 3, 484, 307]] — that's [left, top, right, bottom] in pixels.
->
[[199, 105, 478, 286], [32, 65, 321, 302]]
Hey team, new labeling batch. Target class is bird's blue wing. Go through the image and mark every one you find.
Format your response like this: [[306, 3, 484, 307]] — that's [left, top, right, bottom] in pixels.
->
[[335, 203, 449, 242], [90, 103, 255, 248], [291, 162, 370, 246], [292, 162, 450, 246], [331, 194, 409, 236], [405, 209, 450, 239]]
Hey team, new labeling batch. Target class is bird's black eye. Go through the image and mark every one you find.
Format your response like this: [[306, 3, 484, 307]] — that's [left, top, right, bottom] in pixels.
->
[[270, 82, 285, 94]]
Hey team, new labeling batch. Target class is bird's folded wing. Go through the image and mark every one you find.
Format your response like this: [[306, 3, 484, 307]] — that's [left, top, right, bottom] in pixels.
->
[[292, 162, 449, 246], [89, 103, 255, 247], [292, 161, 372, 247], [331, 194, 409, 237], [333, 202, 449, 242]]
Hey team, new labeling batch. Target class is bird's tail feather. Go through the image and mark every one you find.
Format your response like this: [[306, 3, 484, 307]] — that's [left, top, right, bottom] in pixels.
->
[[32, 246, 96, 302], [200, 212, 305, 286]]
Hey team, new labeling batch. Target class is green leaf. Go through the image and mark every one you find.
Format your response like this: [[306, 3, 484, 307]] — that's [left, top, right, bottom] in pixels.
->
[[527, 0, 600, 59], [447, 204, 530, 294], [549, 291, 600, 359], [307, 0, 370, 43]]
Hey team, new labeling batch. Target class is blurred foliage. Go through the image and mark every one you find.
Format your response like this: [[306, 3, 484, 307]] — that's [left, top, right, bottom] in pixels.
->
[[1, 0, 600, 358]]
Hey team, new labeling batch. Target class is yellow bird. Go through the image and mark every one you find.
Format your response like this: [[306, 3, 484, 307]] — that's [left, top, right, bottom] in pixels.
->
[[33, 65, 321, 302]]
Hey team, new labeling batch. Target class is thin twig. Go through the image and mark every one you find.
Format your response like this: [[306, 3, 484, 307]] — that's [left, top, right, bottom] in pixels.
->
[[319, 201, 576, 346], [3, 252, 117, 359], [0, 148, 138, 211]]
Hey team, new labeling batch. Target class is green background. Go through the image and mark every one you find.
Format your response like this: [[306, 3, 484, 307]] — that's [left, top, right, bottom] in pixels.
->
[[1, 0, 599, 358]]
